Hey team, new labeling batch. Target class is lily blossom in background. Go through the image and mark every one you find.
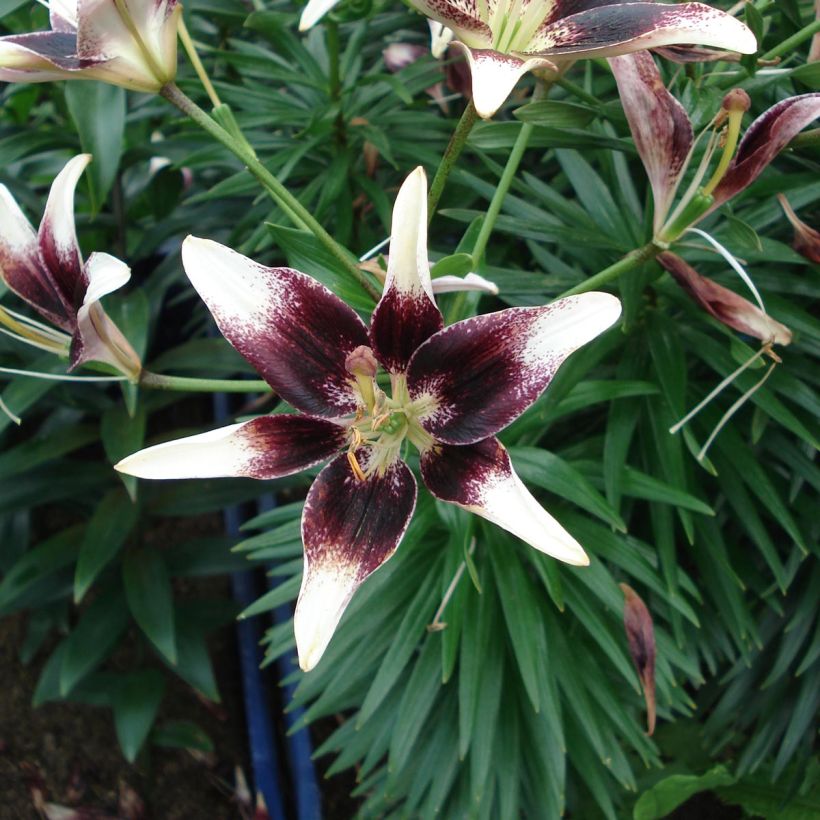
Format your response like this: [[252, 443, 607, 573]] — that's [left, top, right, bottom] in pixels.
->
[[0, 0, 181, 92], [0, 154, 141, 378], [611, 51, 820, 237], [657, 252, 792, 347], [406, 1, 756, 119], [117, 167, 621, 672], [777, 194, 820, 264]]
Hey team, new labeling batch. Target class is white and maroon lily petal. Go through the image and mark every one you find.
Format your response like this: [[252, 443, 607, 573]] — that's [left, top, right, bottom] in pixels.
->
[[452, 44, 556, 119], [431, 272, 499, 295], [181, 237, 369, 418], [369, 168, 443, 373], [777, 194, 820, 264], [115, 415, 347, 480], [409, 0, 493, 48], [711, 94, 820, 208], [296, 449, 417, 671], [528, 3, 757, 60], [38, 153, 90, 315], [0, 184, 72, 331], [70, 252, 140, 375], [299, 0, 342, 31], [658, 252, 792, 345], [610, 51, 693, 233], [407, 293, 621, 445], [421, 437, 589, 565], [0, 33, 97, 84]]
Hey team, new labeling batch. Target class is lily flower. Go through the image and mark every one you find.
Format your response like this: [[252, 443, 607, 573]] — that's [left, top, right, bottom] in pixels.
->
[[406, 1, 756, 119], [0, 154, 141, 378], [610, 52, 820, 239], [777, 194, 820, 264], [116, 167, 621, 672], [0, 0, 181, 92]]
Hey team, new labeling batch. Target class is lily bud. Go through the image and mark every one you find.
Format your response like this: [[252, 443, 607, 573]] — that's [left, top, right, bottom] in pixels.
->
[[620, 583, 656, 736], [0, 0, 181, 93]]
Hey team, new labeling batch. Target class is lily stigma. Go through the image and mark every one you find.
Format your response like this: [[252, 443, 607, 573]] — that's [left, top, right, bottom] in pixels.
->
[[116, 167, 622, 672]]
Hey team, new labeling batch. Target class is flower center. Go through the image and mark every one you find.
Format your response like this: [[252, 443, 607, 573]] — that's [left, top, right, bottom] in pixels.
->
[[344, 346, 434, 480]]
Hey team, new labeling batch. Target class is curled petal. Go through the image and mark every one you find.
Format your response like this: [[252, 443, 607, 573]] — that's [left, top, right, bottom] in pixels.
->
[[181, 237, 369, 418], [529, 3, 757, 60], [778, 194, 820, 264], [296, 450, 417, 670], [0, 185, 71, 330], [610, 52, 693, 233], [116, 415, 347, 480], [712, 94, 820, 207], [658, 252, 792, 345], [453, 44, 555, 119], [38, 153, 91, 313], [407, 293, 621, 445], [428, 20, 455, 59], [421, 437, 589, 564], [299, 0, 342, 31], [620, 583, 656, 735], [70, 252, 140, 375], [431, 272, 499, 295], [370, 167, 443, 373]]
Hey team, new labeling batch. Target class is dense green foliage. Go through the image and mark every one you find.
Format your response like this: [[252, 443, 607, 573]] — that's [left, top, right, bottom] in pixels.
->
[[0, 0, 817, 816]]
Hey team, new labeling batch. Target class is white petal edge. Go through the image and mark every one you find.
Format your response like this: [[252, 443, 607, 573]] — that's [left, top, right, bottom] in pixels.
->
[[385, 166, 435, 302], [115, 421, 259, 479], [299, 0, 342, 31], [467, 456, 589, 565], [294, 559, 359, 671], [0, 184, 37, 259], [39, 153, 91, 265]]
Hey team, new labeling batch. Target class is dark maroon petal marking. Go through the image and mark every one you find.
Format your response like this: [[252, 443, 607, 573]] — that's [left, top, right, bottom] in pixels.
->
[[407, 0, 492, 40], [370, 288, 443, 374], [658, 252, 791, 345], [530, 3, 756, 58], [407, 294, 621, 444], [296, 450, 417, 669], [610, 51, 693, 231], [711, 93, 820, 207], [543, 0, 622, 27], [181, 238, 370, 418]]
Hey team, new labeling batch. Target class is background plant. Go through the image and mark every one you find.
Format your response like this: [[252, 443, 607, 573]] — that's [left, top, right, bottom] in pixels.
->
[[0, 0, 817, 816]]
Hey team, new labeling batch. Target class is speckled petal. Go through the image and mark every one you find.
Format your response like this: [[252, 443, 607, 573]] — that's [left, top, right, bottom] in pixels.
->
[[421, 437, 589, 564], [407, 293, 621, 444], [610, 51, 693, 232], [181, 237, 369, 418], [296, 450, 417, 671], [406, 0, 492, 48], [370, 167, 442, 373], [529, 3, 757, 59], [115, 414, 347, 480]]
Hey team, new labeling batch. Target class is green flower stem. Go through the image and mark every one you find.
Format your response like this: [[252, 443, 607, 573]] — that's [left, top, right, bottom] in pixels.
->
[[471, 82, 547, 267], [559, 242, 661, 298], [140, 371, 272, 393], [160, 82, 380, 300], [427, 100, 478, 222], [761, 17, 820, 62]]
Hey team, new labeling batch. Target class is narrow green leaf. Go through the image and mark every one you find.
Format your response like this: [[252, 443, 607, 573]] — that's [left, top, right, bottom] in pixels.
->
[[113, 670, 166, 763]]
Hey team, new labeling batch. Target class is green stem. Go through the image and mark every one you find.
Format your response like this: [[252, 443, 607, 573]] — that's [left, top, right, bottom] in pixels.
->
[[559, 242, 660, 298], [427, 100, 478, 222], [761, 17, 820, 62], [140, 371, 272, 393], [471, 82, 547, 267], [555, 76, 600, 107], [160, 82, 380, 300]]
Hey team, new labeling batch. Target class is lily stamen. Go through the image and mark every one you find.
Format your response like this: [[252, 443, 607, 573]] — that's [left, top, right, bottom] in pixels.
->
[[347, 450, 367, 482]]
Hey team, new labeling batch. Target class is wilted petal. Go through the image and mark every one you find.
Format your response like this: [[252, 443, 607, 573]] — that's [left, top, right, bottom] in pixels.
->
[[778, 194, 820, 264], [453, 44, 555, 119], [0, 185, 71, 330], [658, 252, 792, 345], [421, 437, 589, 564], [610, 51, 693, 232], [530, 3, 757, 60], [712, 94, 820, 207], [38, 154, 91, 313], [116, 415, 346, 479], [299, 0, 342, 31], [407, 293, 621, 444], [431, 272, 499, 295], [370, 167, 443, 373], [296, 450, 417, 670], [620, 583, 656, 735], [71, 252, 140, 374], [181, 237, 369, 418]]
